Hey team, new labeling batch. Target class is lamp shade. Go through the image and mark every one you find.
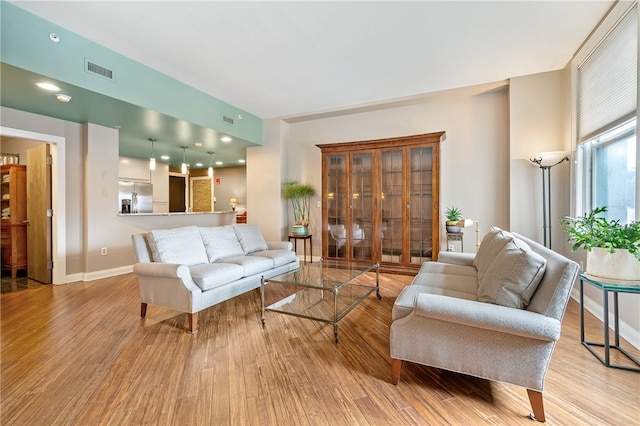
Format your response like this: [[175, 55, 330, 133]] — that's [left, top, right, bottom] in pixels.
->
[[529, 151, 569, 167], [229, 197, 238, 205]]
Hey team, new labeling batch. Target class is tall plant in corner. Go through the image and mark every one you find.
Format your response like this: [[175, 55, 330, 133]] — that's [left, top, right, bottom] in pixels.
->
[[283, 180, 316, 234]]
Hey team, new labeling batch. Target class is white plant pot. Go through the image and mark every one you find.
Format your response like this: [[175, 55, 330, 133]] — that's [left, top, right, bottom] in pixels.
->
[[586, 247, 640, 281]]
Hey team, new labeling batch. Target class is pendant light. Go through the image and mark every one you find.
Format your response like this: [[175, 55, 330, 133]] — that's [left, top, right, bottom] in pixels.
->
[[149, 138, 157, 171], [207, 151, 214, 177], [180, 146, 188, 174]]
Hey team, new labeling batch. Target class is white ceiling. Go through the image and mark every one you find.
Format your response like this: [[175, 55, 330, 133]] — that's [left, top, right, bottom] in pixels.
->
[[11, 1, 613, 120]]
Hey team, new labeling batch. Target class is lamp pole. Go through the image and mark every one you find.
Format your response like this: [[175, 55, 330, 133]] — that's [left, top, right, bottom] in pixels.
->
[[529, 156, 569, 249]]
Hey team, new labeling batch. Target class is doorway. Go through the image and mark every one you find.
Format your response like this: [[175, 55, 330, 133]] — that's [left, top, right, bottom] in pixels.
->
[[169, 175, 187, 212], [0, 128, 63, 285]]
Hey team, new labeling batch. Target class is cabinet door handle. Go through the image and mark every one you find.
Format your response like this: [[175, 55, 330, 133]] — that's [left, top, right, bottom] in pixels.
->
[[23, 220, 29, 225]]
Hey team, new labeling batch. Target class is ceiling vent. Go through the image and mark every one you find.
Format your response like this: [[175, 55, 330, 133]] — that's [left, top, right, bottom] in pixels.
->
[[223, 115, 234, 125], [85, 59, 114, 81]]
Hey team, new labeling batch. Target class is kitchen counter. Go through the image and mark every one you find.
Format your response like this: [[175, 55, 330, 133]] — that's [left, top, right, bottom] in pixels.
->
[[116, 210, 237, 229], [117, 211, 234, 216]]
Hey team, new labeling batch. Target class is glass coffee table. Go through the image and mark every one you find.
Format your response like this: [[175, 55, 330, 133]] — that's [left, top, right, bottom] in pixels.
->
[[261, 260, 380, 342]]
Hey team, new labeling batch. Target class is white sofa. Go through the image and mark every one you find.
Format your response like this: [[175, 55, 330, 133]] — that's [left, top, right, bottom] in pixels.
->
[[390, 228, 579, 422], [132, 224, 300, 333]]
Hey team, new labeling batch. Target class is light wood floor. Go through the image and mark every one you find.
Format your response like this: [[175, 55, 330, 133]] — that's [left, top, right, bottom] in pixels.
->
[[1, 272, 638, 425]]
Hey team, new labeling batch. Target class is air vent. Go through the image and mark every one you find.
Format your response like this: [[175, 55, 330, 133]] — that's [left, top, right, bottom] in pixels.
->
[[223, 115, 234, 125], [85, 59, 114, 81]]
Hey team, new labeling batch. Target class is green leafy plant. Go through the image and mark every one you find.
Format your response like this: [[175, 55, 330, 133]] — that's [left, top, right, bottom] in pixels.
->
[[283, 180, 316, 226], [559, 206, 640, 260], [445, 206, 463, 223]]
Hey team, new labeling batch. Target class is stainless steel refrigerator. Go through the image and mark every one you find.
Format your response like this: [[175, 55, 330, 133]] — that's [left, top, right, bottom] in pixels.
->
[[119, 181, 153, 213]]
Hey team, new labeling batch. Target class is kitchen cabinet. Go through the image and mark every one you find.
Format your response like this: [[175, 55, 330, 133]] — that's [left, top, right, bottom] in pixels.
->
[[1, 164, 27, 277], [317, 132, 444, 273]]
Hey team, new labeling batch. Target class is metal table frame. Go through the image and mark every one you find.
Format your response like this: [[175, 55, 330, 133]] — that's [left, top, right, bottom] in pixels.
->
[[261, 260, 380, 343], [579, 273, 640, 372]]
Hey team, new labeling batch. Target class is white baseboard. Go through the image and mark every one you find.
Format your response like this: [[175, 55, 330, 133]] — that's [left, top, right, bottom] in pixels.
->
[[570, 288, 640, 350], [62, 265, 133, 284]]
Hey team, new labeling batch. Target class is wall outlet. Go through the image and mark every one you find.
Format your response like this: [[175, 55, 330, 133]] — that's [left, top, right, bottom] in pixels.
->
[[448, 244, 455, 252], [317, 200, 321, 208], [101, 247, 108, 256]]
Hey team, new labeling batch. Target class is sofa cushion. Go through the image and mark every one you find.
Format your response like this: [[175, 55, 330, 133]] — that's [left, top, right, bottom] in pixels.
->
[[223, 255, 275, 276], [477, 236, 547, 309], [251, 249, 298, 267], [473, 227, 512, 280], [199, 225, 244, 262], [411, 270, 478, 297], [149, 226, 208, 266], [233, 224, 269, 254], [393, 284, 478, 321], [189, 262, 245, 291]]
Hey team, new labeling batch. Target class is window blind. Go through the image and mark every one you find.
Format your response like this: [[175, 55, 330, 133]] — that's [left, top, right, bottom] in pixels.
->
[[578, 4, 637, 142]]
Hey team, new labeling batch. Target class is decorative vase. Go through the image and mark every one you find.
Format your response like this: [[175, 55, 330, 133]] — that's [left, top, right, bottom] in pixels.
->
[[292, 225, 308, 236], [586, 247, 640, 281], [446, 226, 462, 233]]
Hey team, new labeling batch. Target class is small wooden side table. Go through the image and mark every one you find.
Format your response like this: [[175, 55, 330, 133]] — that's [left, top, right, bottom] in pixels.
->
[[288, 234, 313, 264]]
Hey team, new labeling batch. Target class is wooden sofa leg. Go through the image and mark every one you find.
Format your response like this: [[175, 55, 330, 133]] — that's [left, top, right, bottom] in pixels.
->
[[527, 389, 545, 422], [188, 312, 199, 334], [391, 358, 403, 385], [140, 303, 147, 318]]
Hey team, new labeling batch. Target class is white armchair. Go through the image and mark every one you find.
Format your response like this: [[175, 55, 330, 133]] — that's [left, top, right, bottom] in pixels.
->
[[390, 230, 579, 422]]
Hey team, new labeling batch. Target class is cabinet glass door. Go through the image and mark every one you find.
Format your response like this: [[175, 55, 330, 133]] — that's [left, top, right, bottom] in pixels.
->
[[326, 154, 347, 259], [409, 147, 433, 264], [381, 150, 404, 264], [350, 153, 372, 261]]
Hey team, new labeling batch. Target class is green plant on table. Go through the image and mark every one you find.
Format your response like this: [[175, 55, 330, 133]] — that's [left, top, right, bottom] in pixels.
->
[[445, 206, 463, 224], [283, 180, 316, 226], [559, 206, 640, 260]]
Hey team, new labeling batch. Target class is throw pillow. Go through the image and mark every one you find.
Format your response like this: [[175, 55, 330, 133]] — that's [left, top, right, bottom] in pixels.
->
[[149, 225, 209, 266], [199, 225, 245, 262], [233, 224, 268, 254], [477, 236, 547, 309], [473, 227, 512, 280]]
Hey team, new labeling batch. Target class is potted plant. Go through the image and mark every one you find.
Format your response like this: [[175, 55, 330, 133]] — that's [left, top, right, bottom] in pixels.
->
[[560, 206, 640, 281], [445, 206, 463, 233], [283, 180, 316, 235]]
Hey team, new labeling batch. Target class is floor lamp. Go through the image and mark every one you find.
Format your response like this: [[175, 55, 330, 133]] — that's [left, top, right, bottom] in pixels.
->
[[529, 152, 569, 249]]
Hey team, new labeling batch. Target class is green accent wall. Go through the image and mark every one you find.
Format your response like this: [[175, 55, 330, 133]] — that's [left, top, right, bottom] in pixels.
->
[[0, 1, 262, 145]]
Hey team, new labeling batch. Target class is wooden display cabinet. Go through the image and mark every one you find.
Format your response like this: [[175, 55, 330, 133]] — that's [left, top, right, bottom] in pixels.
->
[[1, 164, 27, 278], [317, 132, 445, 273]]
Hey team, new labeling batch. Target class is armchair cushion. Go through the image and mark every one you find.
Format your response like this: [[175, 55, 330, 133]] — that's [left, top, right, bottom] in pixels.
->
[[149, 226, 208, 266], [199, 225, 244, 262], [477, 236, 547, 309], [234, 224, 268, 254]]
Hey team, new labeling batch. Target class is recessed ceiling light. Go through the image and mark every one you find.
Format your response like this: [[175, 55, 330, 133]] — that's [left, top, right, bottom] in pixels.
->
[[36, 82, 61, 91], [161, 155, 170, 160], [215, 161, 223, 165], [49, 33, 60, 43], [239, 159, 246, 163], [194, 142, 202, 148], [55, 94, 72, 103], [221, 136, 232, 143], [195, 163, 203, 167]]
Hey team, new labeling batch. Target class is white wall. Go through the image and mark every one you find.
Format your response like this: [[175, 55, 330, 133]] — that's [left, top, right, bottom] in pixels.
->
[[212, 166, 247, 213], [509, 70, 571, 248], [260, 83, 511, 256]]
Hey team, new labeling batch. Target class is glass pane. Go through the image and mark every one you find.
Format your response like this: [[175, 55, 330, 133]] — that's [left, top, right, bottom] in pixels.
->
[[327, 155, 347, 259], [592, 120, 636, 223], [409, 147, 433, 264], [381, 150, 403, 263], [351, 153, 372, 260]]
